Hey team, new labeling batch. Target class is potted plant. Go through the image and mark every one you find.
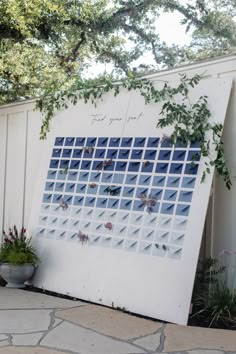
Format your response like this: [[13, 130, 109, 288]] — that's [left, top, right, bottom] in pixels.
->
[[0, 226, 39, 288]]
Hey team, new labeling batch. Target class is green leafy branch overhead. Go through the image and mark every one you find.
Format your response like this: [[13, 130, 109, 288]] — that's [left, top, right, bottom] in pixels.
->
[[1, 0, 236, 105], [37, 73, 232, 189]]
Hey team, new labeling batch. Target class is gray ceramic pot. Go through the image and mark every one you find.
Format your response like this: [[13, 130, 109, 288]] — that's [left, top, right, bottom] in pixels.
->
[[0, 263, 35, 288]]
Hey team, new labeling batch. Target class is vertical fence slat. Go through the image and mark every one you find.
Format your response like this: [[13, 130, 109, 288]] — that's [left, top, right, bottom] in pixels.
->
[[4, 111, 27, 228], [0, 114, 8, 237], [24, 110, 43, 226]]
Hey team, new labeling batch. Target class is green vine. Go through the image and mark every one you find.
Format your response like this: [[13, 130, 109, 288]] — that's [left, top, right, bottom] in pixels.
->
[[36, 73, 202, 139], [157, 78, 232, 190], [36, 73, 231, 189]]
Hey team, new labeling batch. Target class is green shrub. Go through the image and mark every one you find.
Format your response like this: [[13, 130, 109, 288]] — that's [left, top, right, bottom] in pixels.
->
[[191, 257, 236, 328], [192, 283, 236, 327], [192, 257, 226, 304]]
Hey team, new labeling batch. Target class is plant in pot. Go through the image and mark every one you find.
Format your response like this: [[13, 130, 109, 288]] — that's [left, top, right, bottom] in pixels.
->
[[0, 226, 39, 288]]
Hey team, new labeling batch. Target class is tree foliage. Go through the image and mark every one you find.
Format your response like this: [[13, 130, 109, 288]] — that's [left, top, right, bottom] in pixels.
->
[[0, 0, 236, 104], [173, 0, 236, 61]]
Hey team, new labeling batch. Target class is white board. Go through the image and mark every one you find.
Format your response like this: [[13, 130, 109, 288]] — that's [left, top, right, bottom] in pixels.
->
[[29, 78, 232, 325]]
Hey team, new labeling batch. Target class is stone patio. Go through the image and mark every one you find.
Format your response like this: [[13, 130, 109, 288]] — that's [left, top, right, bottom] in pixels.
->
[[0, 288, 235, 354]]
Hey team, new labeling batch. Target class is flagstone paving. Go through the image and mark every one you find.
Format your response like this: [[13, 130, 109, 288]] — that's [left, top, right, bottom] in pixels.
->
[[55, 304, 162, 340], [0, 288, 82, 309], [0, 287, 235, 354], [163, 325, 236, 352]]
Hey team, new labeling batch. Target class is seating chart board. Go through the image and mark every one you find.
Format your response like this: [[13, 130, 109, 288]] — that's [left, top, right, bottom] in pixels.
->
[[38, 136, 200, 260], [29, 79, 232, 325]]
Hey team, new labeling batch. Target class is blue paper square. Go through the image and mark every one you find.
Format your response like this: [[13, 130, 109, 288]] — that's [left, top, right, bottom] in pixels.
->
[[147, 137, 159, 147], [67, 171, 78, 181], [178, 191, 193, 203], [87, 184, 98, 194], [170, 163, 183, 174], [134, 137, 146, 147], [158, 150, 172, 160], [55, 182, 65, 192], [164, 190, 177, 202], [52, 194, 62, 203], [144, 150, 157, 160], [73, 196, 85, 206], [96, 197, 108, 208], [75, 137, 86, 146], [59, 160, 69, 169], [184, 163, 199, 175], [141, 162, 154, 173], [107, 199, 120, 209], [136, 187, 149, 198], [131, 149, 143, 159], [81, 160, 92, 170], [72, 149, 82, 158], [109, 138, 120, 147], [190, 140, 201, 148], [113, 173, 124, 184], [95, 149, 106, 158], [181, 176, 196, 189], [153, 176, 165, 187], [101, 173, 113, 183], [54, 137, 64, 146], [173, 150, 186, 161], [115, 161, 128, 172], [139, 175, 152, 186], [161, 138, 172, 148], [176, 204, 190, 216], [50, 159, 59, 168], [120, 199, 133, 210], [90, 172, 101, 181], [161, 203, 175, 215], [125, 174, 138, 184], [64, 195, 73, 204], [150, 188, 163, 199], [70, 160, 80, 169], [52, 148, 62, 158], [133, 200, 145, 212], [45, 182, 54, 191], [65, 183, 76, 193], [166, 176, 180, 188], [62, 149, 72, 158], [78, 171, 89, 181], [76, 184, 87, 193], [47, 170, 57, 179], [156, 163, 169, 173], [128, 162, 140, 172], [123, 186, 135, 197], [106, 149, 118, 158], [118, 149, 130, 159], [65, 137, 75, 146], [187, 151, 201, 161], [43, 193, 52, 203], [121, 137, 132, 147], [85, 197, 96, 207], [86, 137, 97, 146], [97, 137, 108, 146]]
